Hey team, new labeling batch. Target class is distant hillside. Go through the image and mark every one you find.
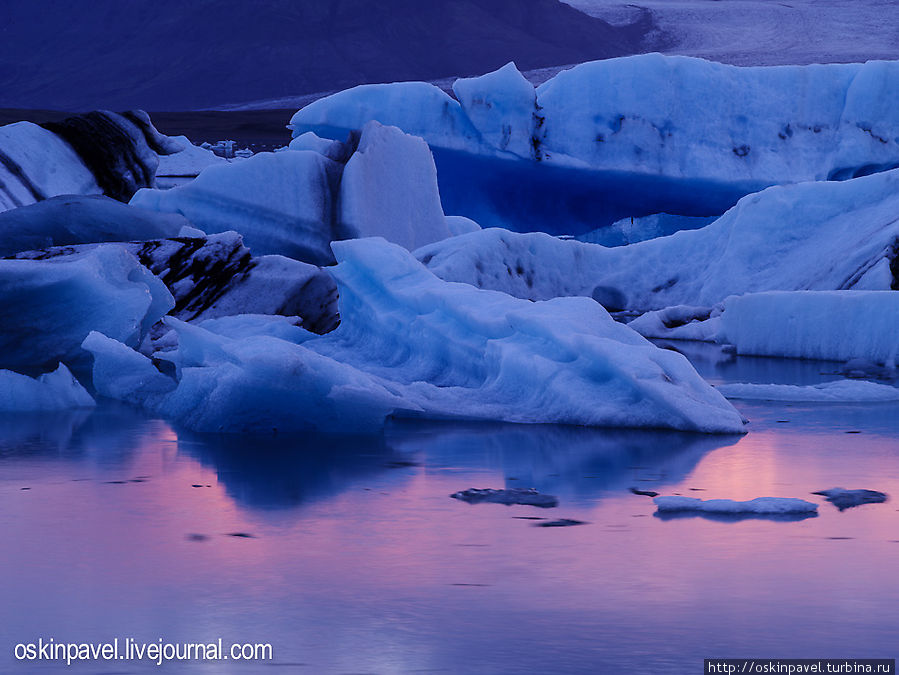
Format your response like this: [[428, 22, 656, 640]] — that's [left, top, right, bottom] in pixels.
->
[[0, 0, 653, 111]]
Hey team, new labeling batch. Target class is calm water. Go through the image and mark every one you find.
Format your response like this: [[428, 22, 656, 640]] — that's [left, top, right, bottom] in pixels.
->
[[1, 346, 898, 673]]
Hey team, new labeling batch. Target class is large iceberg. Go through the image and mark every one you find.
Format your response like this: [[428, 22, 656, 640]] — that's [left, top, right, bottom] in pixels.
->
[[291, 55, 899, 185], [0, 246, 173, 371], [417, 167, 899, 310], [290, 56, 899, 234], [132, 122, 455, 264], [84, 238, 746, 435]]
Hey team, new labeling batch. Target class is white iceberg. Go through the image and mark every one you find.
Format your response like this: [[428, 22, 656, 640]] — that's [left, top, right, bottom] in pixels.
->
[[0, 122, 101, 213], [417, 167, 899, 309], [132, 122, 457, 264], [338, 121, 453, 250], [131, 149, 340, 265], [654, 496, 819, 515], [291, 55, 899, 186], [716, 380, 899, 402], [719, 291, 899, 364], [84, 238, 746, 434], [0, 195, 189, 257], [0, 364, 94, 411], [0, 246, 173, 371], [155, 135, 228, 177]]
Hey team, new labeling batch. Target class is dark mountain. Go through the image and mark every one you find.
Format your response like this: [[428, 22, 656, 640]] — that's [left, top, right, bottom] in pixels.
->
[[0, 0, 652, 111]]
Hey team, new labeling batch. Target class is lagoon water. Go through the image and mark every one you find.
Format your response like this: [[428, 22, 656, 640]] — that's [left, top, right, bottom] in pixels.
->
[[1, 346, 897, 673]]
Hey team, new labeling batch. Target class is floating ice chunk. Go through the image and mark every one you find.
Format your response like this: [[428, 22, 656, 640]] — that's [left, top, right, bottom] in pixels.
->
[[812, 488, 889, 510], [156, 135, 227, 177], [83, 238, 746, 434], [654, 496, 818, 515], [131, 150, 340, 265], [82, 332, 176, 404], [0, 246, 173, 371], [719, 291, 899, 365], [289, 81, 483, 154], [338, 121, 453, 250], [288, 132, 346, 160], [450, 487, 558, 508], [0, 364, 94, 411], [627, 306, 720, 342], [12, 231, 339, 335], [417, 168, 899, 309], [0, 195, 188, 257], [716, 380, 899, 402], [0, 122, 101, 213], [452, 62, 537, 158]]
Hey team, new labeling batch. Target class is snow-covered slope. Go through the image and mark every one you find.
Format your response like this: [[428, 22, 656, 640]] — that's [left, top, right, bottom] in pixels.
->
[[417, 168, 899, 310], [84, 238, 745, 435]]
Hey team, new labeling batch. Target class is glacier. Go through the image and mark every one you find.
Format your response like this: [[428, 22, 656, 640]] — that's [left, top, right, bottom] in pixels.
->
[[83, 238, 746, 435]]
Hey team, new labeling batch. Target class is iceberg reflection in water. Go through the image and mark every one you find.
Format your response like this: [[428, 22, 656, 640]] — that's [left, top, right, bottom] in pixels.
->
[[1, 386, 898, 673]]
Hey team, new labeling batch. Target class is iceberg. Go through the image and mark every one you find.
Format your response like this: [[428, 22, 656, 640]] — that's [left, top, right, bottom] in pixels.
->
[[290, 56, 899, 235], [84, 238, 746, 434], [337, 122, 453, 250], [292, 55, 899, 185], [0, 364, 95, 411], [0, 122, 101, 213], [131, 149, 340, 265], [715, 380, 899, 402], [0, 246, 173, 371], [417, 168, 899, 309], [0, 195, 188, 257], [132, 122, 456, 264], [12, 231, 339, 335], [719, 291, 899, 364]]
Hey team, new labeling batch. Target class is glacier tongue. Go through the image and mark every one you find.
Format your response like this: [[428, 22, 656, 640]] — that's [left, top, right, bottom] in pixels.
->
[[84, 238, 746, 435]]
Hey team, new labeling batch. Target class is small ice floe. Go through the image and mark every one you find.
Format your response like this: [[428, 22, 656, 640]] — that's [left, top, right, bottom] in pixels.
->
[[450, 488, 558, 508], [654, 496, 818, 521], [715, 380, 899, 402], [812, 488, 888, 511]]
